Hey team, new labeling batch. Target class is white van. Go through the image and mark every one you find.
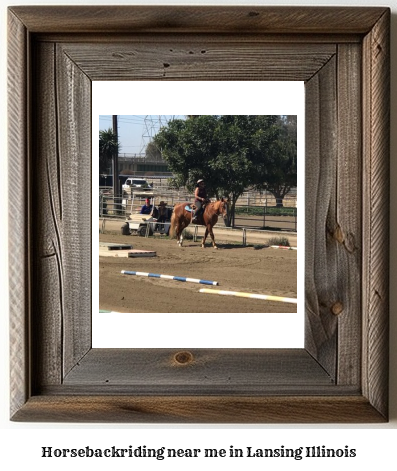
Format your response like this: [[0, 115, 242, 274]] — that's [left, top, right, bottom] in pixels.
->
[[122, 178, 152, 193]]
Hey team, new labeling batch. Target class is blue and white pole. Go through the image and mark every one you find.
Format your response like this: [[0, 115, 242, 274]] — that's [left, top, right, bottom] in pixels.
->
[[121, 270, 219, 286]]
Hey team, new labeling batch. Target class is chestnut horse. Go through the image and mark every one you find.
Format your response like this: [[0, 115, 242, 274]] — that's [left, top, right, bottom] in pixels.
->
[[170, 198, 228, 248]]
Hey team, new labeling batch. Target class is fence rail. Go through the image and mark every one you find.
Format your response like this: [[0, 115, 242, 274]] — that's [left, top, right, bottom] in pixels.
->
[[99, 185, 297, 232]]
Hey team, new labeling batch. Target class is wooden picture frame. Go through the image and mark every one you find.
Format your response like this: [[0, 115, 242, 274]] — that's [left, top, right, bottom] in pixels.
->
[[8, 6, 390, 423]]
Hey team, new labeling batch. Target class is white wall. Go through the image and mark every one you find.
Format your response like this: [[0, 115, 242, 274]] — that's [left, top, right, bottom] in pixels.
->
[[1, 0, 396, 468]]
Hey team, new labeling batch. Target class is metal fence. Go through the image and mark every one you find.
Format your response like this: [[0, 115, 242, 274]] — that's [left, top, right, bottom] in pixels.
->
[[233, 196, 297, 232], [99, 184, 297, 232]]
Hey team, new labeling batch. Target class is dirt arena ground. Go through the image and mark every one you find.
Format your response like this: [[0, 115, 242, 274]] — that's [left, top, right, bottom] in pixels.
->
[[99, 229, 297, 313]]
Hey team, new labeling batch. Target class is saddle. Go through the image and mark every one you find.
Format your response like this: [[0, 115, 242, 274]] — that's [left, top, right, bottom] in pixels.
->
[[185, 201, 208, 213], [184, 204, 195, 212], [185, 203, 205, 223]]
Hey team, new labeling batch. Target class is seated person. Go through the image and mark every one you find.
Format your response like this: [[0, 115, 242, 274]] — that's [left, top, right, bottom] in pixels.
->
[[157, 201, 168, 223], [140, 198, 152, 215]]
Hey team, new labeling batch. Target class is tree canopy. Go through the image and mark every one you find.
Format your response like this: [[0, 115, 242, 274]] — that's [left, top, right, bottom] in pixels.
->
[[99, 128, 119, 174], [145, 141, 162, 161], [153, 115, 297, 225], [253, 115, 297, 207]]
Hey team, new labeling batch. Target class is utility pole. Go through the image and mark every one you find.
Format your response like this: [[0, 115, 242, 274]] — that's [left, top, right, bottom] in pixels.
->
[[112, 115, 119, 198]]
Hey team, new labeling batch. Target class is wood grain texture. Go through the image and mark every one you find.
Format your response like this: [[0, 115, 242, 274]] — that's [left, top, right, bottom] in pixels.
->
[[304, 56, 338, 377], [362, 9, 390, 419], [11, 396, 385, 424], [31, 42, 92, 388], [335, 44, 362, 386], [304, 43, 363, 385], [60, 42, 335, 82], [8, 6, 390, 423], [62, 349, 334, 392], [32, 42, 63, 388], [8, 10, 29, 419], [55, 44, 92, 377], [9, 6, 387, 34]]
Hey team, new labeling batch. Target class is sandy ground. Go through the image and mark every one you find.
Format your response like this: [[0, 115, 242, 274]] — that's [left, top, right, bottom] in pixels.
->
[[99, 228, 297, 314], [100, 217, 297, 247]]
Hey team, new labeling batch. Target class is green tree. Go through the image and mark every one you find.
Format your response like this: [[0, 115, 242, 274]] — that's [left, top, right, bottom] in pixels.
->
[[211, 115, 282, 224], [154, 115, 296, 225], [145, 141, 162, 161], [99, 128, 119, 174], [254, 115, 297, 207]]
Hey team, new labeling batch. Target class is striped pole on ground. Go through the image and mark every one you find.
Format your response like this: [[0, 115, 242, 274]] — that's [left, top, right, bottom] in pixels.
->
[[121, 270, 219, 286], [270, 245, 297, 250], [199, 288, 297, 304]]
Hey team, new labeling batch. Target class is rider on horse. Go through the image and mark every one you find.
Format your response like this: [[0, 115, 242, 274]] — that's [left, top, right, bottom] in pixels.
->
[[192, 179, 207, 223]]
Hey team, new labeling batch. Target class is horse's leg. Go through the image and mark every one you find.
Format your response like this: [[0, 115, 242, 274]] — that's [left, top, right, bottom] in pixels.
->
[[177, 220, 187, 247], [209, 225, 218, 249], [180, 217, 191, 247], [175, 222, 181, 246], [175, 223, 179, 245], [201, 227, 209, 248], [177, 223, 184, 246]]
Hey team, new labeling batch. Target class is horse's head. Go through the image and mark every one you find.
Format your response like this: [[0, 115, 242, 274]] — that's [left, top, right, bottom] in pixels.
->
[[217, 197, 229, 220]]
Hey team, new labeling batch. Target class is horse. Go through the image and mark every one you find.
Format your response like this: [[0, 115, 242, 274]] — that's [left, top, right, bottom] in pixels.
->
[[169, 198, 228, 249]]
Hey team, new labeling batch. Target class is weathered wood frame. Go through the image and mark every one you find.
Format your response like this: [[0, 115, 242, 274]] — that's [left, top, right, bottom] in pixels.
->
[[8, 6, 390, 423]]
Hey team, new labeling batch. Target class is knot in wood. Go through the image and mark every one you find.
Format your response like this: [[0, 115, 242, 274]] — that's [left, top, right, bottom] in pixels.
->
[[333, 225, 344, 244], [331, 302, 344, 316], [174, 351, 194, 365]]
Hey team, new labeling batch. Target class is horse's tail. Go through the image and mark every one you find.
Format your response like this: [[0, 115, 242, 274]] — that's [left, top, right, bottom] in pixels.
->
[[169, 210, 177, 238]]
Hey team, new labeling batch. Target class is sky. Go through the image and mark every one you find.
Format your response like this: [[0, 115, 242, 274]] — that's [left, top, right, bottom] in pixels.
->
[[95, 82, 305, 161], [99, 115, 186, 155]]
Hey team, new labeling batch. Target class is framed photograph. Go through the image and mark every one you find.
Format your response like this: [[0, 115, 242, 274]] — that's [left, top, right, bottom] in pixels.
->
[[94, 82, 304, 349], [8, 6, 390, 423]]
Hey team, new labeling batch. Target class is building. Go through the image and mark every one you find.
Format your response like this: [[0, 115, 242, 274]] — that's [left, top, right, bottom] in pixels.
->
[[118, 153, 170, 175]]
